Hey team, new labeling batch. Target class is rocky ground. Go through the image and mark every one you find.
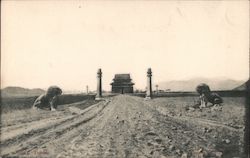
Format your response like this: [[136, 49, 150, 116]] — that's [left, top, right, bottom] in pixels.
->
[[0, 95, 245, 158]]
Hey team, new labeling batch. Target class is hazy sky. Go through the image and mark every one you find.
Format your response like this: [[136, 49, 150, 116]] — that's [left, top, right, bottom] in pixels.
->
[[1, 1, 249, 91]]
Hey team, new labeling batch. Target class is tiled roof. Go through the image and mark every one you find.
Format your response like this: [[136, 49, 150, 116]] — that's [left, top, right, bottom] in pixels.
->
[[114, 74, 131, 80]]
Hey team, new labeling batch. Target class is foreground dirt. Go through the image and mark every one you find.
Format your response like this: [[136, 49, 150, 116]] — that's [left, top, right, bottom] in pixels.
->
[[0, 95, 244, 157]]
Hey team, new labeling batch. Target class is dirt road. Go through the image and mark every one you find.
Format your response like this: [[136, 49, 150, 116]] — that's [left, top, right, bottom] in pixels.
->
[[1, 95, 244, 157]]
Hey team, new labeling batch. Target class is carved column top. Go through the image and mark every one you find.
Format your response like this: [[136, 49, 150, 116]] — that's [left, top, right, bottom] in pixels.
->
[[97, 69, 102, 77], [147, 68, 152, 77]]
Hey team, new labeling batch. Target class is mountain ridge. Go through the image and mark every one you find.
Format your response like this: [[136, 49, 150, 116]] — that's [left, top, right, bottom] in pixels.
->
[[233, 80, 250, 91], [1, 86, 45, 97], [155, 78, 245, 92]]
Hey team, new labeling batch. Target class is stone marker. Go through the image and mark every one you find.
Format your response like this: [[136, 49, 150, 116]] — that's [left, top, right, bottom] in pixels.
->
[[145, 68, 152, 100], [95, 68, 102, 100], [86, 85, 89, 94]]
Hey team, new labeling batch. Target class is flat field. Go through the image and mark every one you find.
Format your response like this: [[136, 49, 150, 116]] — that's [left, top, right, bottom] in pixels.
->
[[0, 95, 246, 157]]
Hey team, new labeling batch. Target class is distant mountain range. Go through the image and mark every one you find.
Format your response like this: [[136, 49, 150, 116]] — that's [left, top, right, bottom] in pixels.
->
[[1, 78, 247, 97], [1, 87, 45, 97], [155, 78, 245, 92], [233, 80, 250, 91]]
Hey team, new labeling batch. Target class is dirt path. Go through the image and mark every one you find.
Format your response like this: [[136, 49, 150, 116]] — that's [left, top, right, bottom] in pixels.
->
[[1, 100, 109, 157], [58, 95, 243, 158], [1, 95, 244, 157]]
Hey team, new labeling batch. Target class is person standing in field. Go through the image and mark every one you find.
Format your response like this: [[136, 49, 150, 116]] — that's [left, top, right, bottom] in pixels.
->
[[33, 86, 62, 111]]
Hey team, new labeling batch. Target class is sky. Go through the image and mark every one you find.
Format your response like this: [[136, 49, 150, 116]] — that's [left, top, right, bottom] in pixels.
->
[[1, 0, 249, 92]]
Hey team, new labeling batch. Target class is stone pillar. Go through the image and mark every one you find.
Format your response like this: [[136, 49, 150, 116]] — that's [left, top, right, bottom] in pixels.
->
[[86, 85, 89, 94], [95, 69, 102, 100], [156, 85, 159, 94], [145, 68, 152, 100]]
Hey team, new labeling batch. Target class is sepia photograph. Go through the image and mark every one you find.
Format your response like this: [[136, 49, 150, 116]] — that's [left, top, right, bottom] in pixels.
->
[[1, 0, 249, 157]]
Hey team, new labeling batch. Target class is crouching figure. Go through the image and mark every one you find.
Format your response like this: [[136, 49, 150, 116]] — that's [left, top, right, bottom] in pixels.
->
[[33, 86, 62, 111], [196, 83, 223, 108]]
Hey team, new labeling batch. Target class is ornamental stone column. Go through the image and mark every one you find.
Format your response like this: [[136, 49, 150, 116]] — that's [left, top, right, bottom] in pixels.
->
[[86, 85, 89, 94], [95, 68, 102, 100], [145, 68, 152, 100]]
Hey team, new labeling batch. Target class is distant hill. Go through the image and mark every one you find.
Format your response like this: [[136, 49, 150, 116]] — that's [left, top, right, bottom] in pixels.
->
[[155, 78, 244, 92], [1, 87, 45, 97], [233, 80, 250, 91]]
